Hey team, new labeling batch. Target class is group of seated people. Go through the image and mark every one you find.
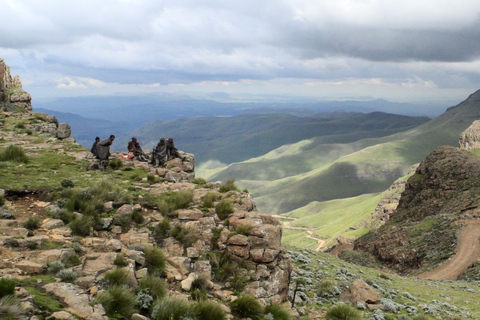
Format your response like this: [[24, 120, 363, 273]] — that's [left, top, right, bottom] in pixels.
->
[[91, 135, 184, 168]]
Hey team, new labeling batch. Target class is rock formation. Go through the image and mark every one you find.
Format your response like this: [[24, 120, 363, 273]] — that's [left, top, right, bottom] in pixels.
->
[[459, 120, 480, 150], [0, 58, 32, 112]]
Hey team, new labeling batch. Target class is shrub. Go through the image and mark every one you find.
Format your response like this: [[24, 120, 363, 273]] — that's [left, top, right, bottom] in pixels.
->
[[108, 158, 124, 170], [0, 145, 29, 163], [317, 280, 340, 298], [114, 253, 129, 267], [194, 300, 226, 320], [23, 216, 41, 230], [58, 209, 77, 224], [230, 294, 264, 320], [131, 210, 144, 224], [219, 178, 239, 193], [215, 199, 234, 220], [3, 238, 19, 248], [170, 224, 198, 248], [103, 268, 130, 287], [144, 246, 167, 276], [151, 296, 195, 320], [0, 278, 16, 298], [56, 269, 77, 282], [265, 304, 292, 320], [0, 295, 25, 319], [156, 189, 194, 216], [152, 218, 171, 243], [192, 177, 207, 185], [96, 285, 138, 319], [412, 316, 433, 320], [202, 191, 219, 208], [0, 195, 5, 206], [236, 225, 253, 236], [147, 174, 156, 184], [326, 304, 361, 320], [69, 216, 93, 237], [210, 227, 222, 250], [137, 275, 167, 300], [65, 254, 82, 268], [61, 179, 74, 188], [47, 261, 65, 274]]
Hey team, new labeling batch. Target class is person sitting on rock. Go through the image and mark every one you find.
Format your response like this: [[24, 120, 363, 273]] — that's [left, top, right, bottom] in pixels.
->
[[96, 135, 115, 170], [127, 137, 148, 162], [90, 136, 100, 159], [166, 137, 185, 161], [152, 138, 168, 168]]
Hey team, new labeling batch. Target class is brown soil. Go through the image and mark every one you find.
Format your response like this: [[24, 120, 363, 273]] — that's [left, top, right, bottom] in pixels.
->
[[419, 219, 480, 280]]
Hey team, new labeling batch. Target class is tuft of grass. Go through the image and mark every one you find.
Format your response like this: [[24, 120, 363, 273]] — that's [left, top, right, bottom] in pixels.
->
[[96, 285, 138, 319], [46, 261, 65, 274], [151, 296, 195, 320], [194, 300, 226, 320], [219, 178, 239, 193], [56, 269, 77, 282], [152, 218, 171, 244], [0, 278, 16, 298], [114, 253, 129, 267], [215, 199, 234, 220], [265, 304, 293, 320], [0, 295, 26, 319], [230, 294, 264, 320], [108, 158, 124, 170], [0, 145, 29, 163], [170, 224, 198, 248], [23, 216, 41, 230], [236, 225, 253, 236], [144, 246, 167, 276], [103, 268, 130, 287], [69, 216, 94, 237], [156, 189, 194, 217], [325, 303, 361, 320], [192, 177, 207, 185], [137, 275, 167, 300], [202, 191, 219, 208]]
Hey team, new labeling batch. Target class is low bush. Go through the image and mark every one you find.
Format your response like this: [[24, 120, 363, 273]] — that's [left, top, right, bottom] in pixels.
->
[[108, 158, 124, 170], [137, 275, 167, 300], [236, 225, 253, 236], [65, 254, 82, 268], [0, 278, 16, 298], [156, 189, 194, 217], [0, 145, 29, 163], [202, 191, 219, 208], [170, 224, 198, 248], [219, 178, 239, 193], [152, 218, 171, 243], [144, 246, 167, 276], [210, 227, 222, 250], [103, 268, 130, 287], [194, 300, 226, 320], [131, 210, 144, 224], [96, 285, 138, 319], [0, 295, 25, 319], [61, 179, 74, 188], [326, 303, 361, 320], [192, 177, 207, 185], [23, 216, 42, 230], [265, 304, 292, 320], [151, 296, 195, 320], [114, 253, 129, 267], [230, 294, 264, 320], [215, 199, 234, 220], [56, 269, 77, 282], [46, 261, 65, 274], [317, 280, 340, 298], [69, 216, 93, 237]]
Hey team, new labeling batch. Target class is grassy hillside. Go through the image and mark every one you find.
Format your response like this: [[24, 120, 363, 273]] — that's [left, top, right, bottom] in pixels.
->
[[202, 90, 480, 248], [124, 112, 429, 164]]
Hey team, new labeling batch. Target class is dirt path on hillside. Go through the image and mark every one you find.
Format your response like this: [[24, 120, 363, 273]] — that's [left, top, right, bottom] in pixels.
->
[[419, 219, 480, 280], [270, 215, 328, 251]]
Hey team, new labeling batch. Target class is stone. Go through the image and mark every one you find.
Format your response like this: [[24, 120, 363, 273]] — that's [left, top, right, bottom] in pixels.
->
[[40, 218, 65, 230], [228, 234, 249, 246], [177, 208, 204, 220], [186, 247, 199, 258], [56, 123, 71, 139], [340, 280, 381, 305], [181, 272, 197, 291], [16, 260, 43, 274]]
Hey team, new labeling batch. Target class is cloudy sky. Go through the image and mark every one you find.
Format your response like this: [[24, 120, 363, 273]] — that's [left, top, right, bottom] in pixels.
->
[[2, 0, 480, 111]]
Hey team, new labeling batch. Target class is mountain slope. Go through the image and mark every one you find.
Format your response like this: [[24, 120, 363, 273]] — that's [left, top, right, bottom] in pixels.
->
[[204, 90, 480, 216]]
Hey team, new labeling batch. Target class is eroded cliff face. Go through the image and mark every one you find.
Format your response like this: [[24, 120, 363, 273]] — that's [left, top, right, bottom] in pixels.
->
[[355, 145, 480, 272], [0, 59, 32, 112]]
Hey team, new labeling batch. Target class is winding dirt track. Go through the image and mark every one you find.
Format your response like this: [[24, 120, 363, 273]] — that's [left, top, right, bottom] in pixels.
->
[[419, 220, 480, 280]]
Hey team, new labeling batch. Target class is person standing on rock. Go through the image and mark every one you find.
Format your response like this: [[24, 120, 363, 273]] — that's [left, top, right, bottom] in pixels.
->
[[96, 135, 115, 170], [90, 136, 100, 159], [152, 138, 168, 167]]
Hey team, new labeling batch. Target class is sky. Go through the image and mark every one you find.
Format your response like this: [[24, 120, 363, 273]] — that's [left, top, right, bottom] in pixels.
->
[[2, 0, 480, 113]]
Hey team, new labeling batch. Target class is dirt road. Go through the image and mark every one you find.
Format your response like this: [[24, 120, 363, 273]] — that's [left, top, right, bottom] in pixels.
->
[[419, 219, 480, 280]]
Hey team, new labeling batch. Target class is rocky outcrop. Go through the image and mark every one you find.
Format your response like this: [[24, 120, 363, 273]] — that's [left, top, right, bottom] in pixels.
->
[[459, 120, 480, 150], [355, 146, 480, 271], [0, 59, 32, 112]]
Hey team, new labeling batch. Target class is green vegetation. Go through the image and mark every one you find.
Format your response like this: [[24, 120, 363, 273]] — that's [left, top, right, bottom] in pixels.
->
[[151, 296, 195, 320], [265, 304, 293, 320], [114, 253, 129, 267], [144, 246, 167, 276], [0, 145, 29, 163], [202, 191, 219, 208], [0, 278, 16, 298], [96, 285, 138, 319], [194, 300, 226, 320], [230, 294, 264, 320], [23, 216, 42, 230], [326, 303, 361, 320], [103, 268, 130, 287], [215, 199, 234, 220], [137, 275, 167, 301], [155, 189, 194, 217], [0, 295, 25, 319], [219, 178, 239, 193]]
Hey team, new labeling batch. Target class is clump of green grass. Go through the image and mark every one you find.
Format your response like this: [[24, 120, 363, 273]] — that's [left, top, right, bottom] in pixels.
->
[[265, 304, 293, 320], [192, 177, 207, 185], [316, 280, 340, 298], [46, 261, 65, 274], [137, 275, 167, 301], [219, 178, 239, 193], [156, 189, 194, 217], [326, 303, 361, 320], [114, 253, 129, 267], [210, 227, 222, 250], [170, 224, 198, 248], [0, 145, 29, 163], [68, 216, 94, 237], [108, 158, 123, 170], [236, 225, 253, 236], [56, 269, 77, 282], [151, 296, 195, 320], [23, 216, 42, 230], [0, 295, 25, 319], [144, 246, 167, 276], [202, 191, 219, 208], [215, 199, 234, 220], [152, 218, 171, 244], [230, 294, 264, 320], [0, 278, 16, 298], [103, 268, 130, 287], [194, 300, 226, 320], [96, 285, 138, 319]]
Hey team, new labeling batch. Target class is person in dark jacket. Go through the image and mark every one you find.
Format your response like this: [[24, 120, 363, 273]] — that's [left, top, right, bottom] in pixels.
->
[[127, 137, 148, 162], [166, 137, 185, 161], [152, 138, 168, 167], [90, 136, 100, 159], [96, 135, 115, 160]]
